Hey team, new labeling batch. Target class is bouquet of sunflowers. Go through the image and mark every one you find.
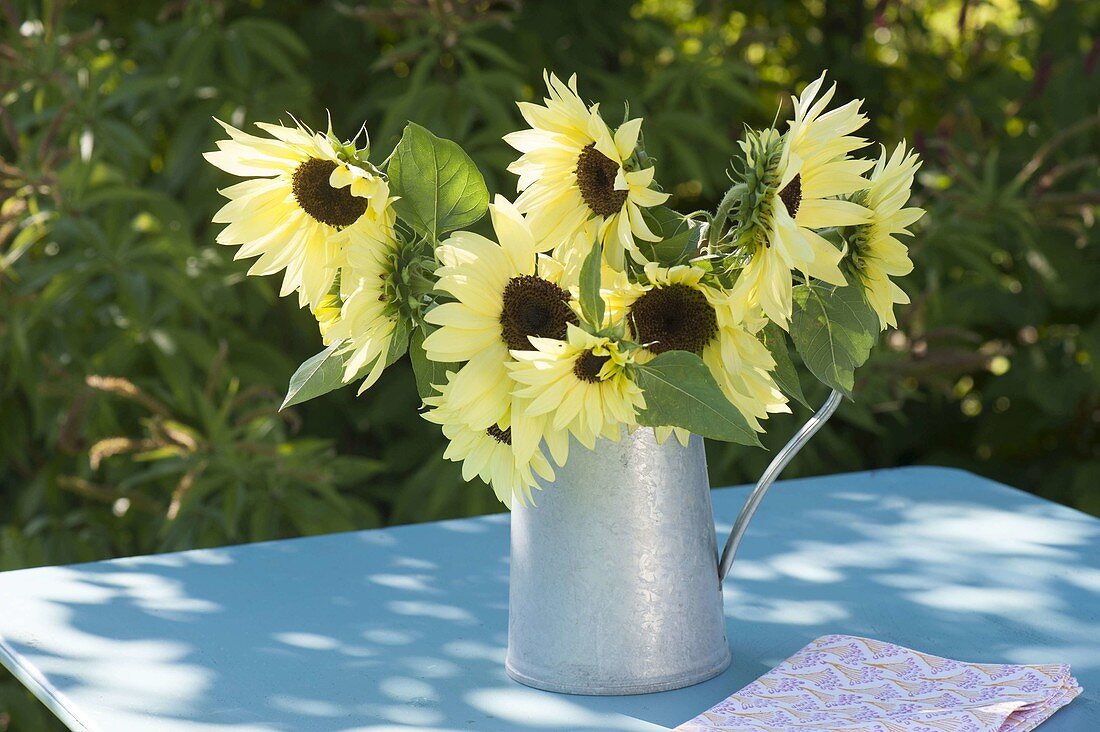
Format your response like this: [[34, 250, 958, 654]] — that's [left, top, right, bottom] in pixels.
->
[[205, 71, 922, 508]]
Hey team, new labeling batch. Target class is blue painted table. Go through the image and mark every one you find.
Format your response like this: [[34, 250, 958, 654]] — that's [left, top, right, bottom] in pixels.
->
[[1, 467, 1096, 731]]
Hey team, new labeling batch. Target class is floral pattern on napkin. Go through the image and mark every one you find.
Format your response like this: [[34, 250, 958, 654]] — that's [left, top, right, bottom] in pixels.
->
[[676, 634, 1081, 732]]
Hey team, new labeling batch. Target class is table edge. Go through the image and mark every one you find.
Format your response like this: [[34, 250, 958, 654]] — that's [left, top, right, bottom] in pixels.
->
[[715, 464, 1097, 519], [0, 466, 1078, 582], [0, 636, 90, 732]]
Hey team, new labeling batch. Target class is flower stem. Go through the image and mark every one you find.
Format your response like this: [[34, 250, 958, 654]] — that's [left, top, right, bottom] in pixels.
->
[[708, 182, 747, 251]]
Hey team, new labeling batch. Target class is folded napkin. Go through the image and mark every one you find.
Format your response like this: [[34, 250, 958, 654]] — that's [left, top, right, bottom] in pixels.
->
[[676, 634, 1081, 732]]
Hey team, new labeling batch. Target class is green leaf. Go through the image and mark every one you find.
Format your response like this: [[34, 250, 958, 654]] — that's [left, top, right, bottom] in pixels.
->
[[409, 323, 457, 401], [281, 341, 350, 410], [790, 284, 879, 397], [638, 206, 703, 265], [634, 351, 762, 446], [282, 316, 411, 410], [579, 238, 605, 328], [388, 122, 489, 241], [762, 322, 809, 408], [385, 316, 412, 367]]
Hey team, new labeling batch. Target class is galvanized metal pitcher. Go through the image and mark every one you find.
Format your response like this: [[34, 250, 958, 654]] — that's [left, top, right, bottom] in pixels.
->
[[505, 391, 842, 695]]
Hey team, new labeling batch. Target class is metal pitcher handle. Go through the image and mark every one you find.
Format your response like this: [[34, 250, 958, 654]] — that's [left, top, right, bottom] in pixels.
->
[[717, 389, 844, 589]]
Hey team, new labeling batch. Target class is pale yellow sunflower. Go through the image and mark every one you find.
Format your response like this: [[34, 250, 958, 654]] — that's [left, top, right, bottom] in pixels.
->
[[653, 425, 692, 448], [422, 196, 576, 435], [626, 263, 788, 431], [508, 324, 646, 450], [504, 72, 669, 270], [845, 142, 924, 330], [730, 72, 873, 327], [320, 235, 403, 393], [550, 252, 641, 326], [311, 286, 344, 341], [424, 372, 555, 508], [205, 118, 394, 310]]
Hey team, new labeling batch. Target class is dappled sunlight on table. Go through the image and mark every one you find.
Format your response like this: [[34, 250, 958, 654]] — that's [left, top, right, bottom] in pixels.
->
[[0, 467, 1096, 730]]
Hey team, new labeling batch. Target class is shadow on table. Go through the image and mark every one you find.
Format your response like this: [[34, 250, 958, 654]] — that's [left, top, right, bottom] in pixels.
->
[[4, 467, 1098, 731]]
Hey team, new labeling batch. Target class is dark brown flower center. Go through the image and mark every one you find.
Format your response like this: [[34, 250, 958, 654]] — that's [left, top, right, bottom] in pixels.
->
[[778, 173, 802, 218], [292, 157, 368, 228], [575, 143, 628, 217], [499, 275, 577, 351], [486, 424, 511, 445], [573, 349, 610, 383], [629, 284, 718, 354]]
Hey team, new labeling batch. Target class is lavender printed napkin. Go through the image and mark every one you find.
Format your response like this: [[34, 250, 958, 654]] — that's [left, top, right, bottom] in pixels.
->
[[676, 635, 1081, 732]]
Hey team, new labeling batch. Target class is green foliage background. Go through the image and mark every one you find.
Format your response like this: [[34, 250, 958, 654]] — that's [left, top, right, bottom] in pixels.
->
[[0, 0, 1097, 727]]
